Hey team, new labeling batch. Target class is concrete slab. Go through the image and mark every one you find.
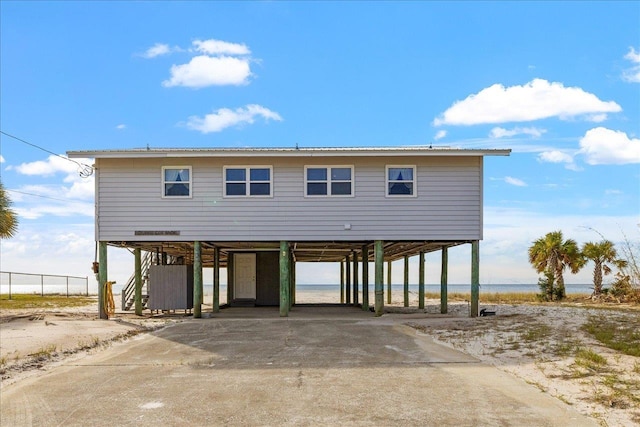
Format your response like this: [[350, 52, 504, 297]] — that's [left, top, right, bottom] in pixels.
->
[[0, 306, 598, 426]]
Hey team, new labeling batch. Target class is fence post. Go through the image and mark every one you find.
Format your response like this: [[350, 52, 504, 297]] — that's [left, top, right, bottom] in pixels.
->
[[66, 276, 69, 298], [86, 276, 89, 296], [8, 272, 12, 300], [41, 274, 44, 297]]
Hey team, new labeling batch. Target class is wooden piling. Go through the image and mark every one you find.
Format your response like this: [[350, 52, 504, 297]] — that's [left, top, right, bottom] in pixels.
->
[[471, 241, 480, 317], [441, 246, 448, 314], [403, 255, 409, 307], [279, 241, 290, 317], [213, 246, 220, 313], [418, 251, 425, 309], [193, 241, 202, 318], [374, 240, 384, 316], [353, 251, 359, 306], [386, 261, 392, 304], [134, 248, 142, 316], [362, 244, 369, 311], [98, 241, 108, 319]]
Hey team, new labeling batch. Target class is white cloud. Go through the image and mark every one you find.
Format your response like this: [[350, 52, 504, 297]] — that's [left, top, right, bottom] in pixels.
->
[[489, 126, 546, 138], [162, 55, 252, 88], [192, 39, 250, 56], [141, 43, 173, 58], [605, 189, 622, 195], [504, 176, 527, 187], [622, 47, 640, 83], [578, 127, 640, 165], [14, 155, 93, 178], [185, 104, 283, 133], [434, 130, 447, 141], [0, 155, 4, 163], [433, 79, 622, 126], [537, 150, 582, 171], [116, 124, 126, 130]]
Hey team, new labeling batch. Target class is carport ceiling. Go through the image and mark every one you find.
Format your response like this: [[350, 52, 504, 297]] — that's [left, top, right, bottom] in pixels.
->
[[110, 240, 469, 266]]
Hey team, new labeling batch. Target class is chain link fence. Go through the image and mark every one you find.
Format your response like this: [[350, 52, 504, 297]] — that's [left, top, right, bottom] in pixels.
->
[[0, 271, 89, 298]]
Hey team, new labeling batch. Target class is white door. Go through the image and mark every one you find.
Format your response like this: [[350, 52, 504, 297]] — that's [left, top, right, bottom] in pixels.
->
[[234, 253, 256, 299]]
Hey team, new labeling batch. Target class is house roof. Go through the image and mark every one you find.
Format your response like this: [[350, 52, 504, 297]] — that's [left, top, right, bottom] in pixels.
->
[[67, 146, 511, 159]]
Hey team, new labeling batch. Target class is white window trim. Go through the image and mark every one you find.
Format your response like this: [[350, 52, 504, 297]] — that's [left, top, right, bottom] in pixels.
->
[[304, 165, 355, 197], [385, 165, 417, 198], [161, 166, 192, 199], [223, 165, 274, 198]]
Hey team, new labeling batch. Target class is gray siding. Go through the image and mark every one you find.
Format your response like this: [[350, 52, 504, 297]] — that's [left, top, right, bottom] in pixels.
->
[[96, 156, 482, 241]]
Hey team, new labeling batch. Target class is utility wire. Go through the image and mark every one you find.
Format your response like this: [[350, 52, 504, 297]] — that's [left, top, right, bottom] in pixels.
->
[[0, 130, 94, 178], [6, 188, 82, 203]]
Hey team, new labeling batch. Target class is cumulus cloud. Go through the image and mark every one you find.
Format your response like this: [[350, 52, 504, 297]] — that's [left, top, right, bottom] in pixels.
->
[[116, 124, 126, 130], [578, 127, 640, 165], [185, 104, 283, 133], [537, 150, 581, 171], [504, 176, 527, 187], [0, 155, 4, 163], [141, 43, 174, 58], [192, 39, 250, 56], [489, 126, 546, 139], [434, 130, 447, 141], [622, 47, 640, 83], [433, 79, 622, 126], [162, 55, 251, 88]]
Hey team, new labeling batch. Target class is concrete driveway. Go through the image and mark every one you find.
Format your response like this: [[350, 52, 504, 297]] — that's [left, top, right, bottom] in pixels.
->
[[0, 306, 596, 426]]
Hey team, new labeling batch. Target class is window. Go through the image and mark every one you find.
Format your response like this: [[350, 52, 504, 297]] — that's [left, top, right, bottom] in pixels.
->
[[162, 166, 191, 198], [386, 166, 415, 196], [224, 166, 272, 197], [305, 166, 353, 196]]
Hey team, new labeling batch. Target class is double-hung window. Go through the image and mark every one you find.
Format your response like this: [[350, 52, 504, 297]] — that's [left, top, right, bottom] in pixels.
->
[[162, 166, 192, 198], [386, 166, 416, 196], [224, 166, 272, 197], [305, 166, 353, 197]]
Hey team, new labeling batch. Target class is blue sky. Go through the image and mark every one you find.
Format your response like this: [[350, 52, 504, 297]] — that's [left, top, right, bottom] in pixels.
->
[[1, 1, 639, 289]]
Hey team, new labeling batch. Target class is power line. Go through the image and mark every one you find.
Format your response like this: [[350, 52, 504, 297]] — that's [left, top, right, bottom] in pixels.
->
[[0, 130, 94, 178], [6, 189, 83, 203]]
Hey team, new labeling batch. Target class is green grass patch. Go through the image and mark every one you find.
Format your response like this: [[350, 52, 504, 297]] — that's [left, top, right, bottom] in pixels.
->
[[574, 347, 608, 372], [582, 315, 640, 357], [0, 294, 95, 310]]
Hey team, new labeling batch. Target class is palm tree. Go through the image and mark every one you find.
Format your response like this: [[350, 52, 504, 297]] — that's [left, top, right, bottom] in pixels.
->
[[528, 230, 583, 300], [0, 180, 19, 239], [582, 240, 628, 296]]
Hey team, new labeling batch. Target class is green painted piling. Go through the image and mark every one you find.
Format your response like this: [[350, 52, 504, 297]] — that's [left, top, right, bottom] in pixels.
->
[[471, 241, 480, 317], [213, 246, 220, 313], [279, 241, 290, 317], [98, 242, 108, 319], [386, 261, 392, 304], [404, 255, 409, 307], [418, 251, 425, 309], [193, 241, 202, 318], [374, 240, 384, 316]]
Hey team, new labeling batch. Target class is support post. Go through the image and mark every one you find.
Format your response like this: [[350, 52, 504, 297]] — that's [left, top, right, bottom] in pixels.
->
[[403, 255, 409, 307], [362, 244, 369, 311], [227, 254, 234, 304], [213, 246, 220, 313], [374, 240, 384, 316], [134, 248, 142, 316], [440, 246, 448, 314], [345, 254, 351, 305], [418, 251, 425, 310], [471, 240, 480, 317], [340, 262, 345, 304], [279, 241, 290, 317], [193, 241, 202, 318], [98, 242, 108, 319], [353, 251, 359, 306], [386, 261, 392, 304], [290, 253, 295, 309]]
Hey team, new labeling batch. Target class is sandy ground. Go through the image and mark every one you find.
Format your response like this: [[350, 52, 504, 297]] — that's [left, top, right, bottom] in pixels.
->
[[1, 291, 638, 426]]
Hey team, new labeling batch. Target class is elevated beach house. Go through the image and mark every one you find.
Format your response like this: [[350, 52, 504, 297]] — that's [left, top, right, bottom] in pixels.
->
[[67, 146, 510, 319]]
